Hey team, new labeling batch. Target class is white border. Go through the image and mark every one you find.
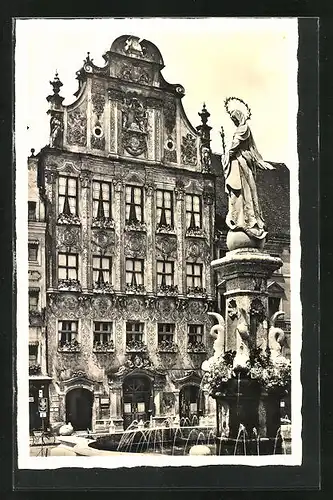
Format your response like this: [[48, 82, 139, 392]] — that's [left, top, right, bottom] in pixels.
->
[[16, 17, 302, 469]]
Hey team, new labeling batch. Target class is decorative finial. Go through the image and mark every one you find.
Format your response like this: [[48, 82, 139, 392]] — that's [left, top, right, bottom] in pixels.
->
[[84, 51, 93, 64], [198, 103, 210, 126], [30, 148, 35, 157], [49, 72, 63, 96]]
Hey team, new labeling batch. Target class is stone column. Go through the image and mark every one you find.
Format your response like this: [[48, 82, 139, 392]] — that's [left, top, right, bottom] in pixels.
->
[[109, 381, 124, 430], [79, 170, 92, 292], [113, 178, 124, 292], [145, 184, 155, 293], [154, 390, 161, 416], [175, 185, 185, 295], [173, 389, 180, 416], [212, 248, 282, 353]]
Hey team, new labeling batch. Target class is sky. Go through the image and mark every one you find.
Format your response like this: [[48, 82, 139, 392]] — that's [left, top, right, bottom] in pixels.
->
[[15, 17, 298, 165]]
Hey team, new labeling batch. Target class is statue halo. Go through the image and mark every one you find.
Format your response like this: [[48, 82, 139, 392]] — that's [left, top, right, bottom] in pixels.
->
[[224, 97, 252, 121]]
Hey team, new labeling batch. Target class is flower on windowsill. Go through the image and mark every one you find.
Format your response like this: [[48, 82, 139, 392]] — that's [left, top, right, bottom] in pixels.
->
[[186, 226, 205, 237], [58, 279, 82, 292], [57, 213, 81, 225], [187, 286, 207, 297], [126, 339, 147, 352], [187, 341, 207, 353], [29, 364, 41, 375], [91, 217, 115, 229], [125, 283, 146, 294], [158, 339, 178, 353], [58, 339, 81, 352], [156, 223, 175, 234], [93, 281, 114, 294], [157, 284, 178, 296], [124, 219, 147, 232], [93, 340, 115, 352]]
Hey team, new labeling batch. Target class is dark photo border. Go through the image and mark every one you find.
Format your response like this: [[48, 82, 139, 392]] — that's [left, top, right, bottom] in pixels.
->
[[0, 14, 320, 493]]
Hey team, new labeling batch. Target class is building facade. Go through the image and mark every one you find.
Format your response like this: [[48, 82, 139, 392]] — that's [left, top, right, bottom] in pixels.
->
[[28, 152, 51, 430], [37, 35, 217, 432]]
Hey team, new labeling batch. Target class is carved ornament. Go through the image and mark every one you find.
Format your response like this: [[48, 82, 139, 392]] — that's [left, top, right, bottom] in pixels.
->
[[155, 234, 177, 260], [67, 108, 87, 146], [124, 231, 147, 258], [122, 94, 148, 156], [181, 133, 197, 166]]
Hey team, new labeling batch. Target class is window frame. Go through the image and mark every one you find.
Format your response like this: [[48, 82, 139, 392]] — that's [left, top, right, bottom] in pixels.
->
[[92, 255, 112, 285], [28, 243, 38, 262], [58, 252, 79, 281], [125, 185, 144, 224], [125, 258, 144, 287], [58, 175, 78, 216], [28, 201, 37, 221], [185, 193, 202, 229], [58, 320, 78, 346], [92, 180, 112, 220], [186, 262, 203, 289], [156, 189, 174, 228], [126, 322, 144, 345], [93, 321, 113, 346], [187, 324, 205, 350], [157, 260, 174, 288], [29, 291, 39, 312], [157, 323, 175, 343]]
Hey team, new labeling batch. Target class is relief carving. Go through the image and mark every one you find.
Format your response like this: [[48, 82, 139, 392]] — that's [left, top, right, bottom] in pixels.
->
[[120, 63, 151, 85], [185, 238, 210, 263], [121, 93, 148, 156], [164, 98, 176, 135], [124, 231, 147, 258], [181, 133, 197, 166], [155, 234, 177, 260], [92, 92, 106, 118], [67, 108, 87, 146], [56, 226, 82, 252], [91, 229, 116, 254]]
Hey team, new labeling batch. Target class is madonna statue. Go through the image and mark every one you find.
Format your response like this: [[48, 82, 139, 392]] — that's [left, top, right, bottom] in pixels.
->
[[221, 98, 274, 249]]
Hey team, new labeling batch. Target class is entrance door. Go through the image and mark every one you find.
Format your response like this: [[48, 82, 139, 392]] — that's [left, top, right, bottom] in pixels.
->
[[66, 388, 93, 431], [123, 376, 152, 430], [179, 385, 204, 426], [29, 384, 41, 431]]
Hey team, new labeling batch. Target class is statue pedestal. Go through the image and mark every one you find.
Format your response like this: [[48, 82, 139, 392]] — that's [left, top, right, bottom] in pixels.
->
[[211, 247, 283, 454], [212, 248, 282, 352]]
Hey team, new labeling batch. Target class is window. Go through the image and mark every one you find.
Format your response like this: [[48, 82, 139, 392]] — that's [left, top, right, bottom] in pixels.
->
[[157, 260, 174, 287], [58, 320, 78, 345], [126, 322, 144, 345], [156, 189, 173, 227], [93, 322, 113, 347], [187, 324, 205, 351], [126, 259, 144, 287], [268, 297, 281, 318], [29, 344, 38, 365], [186, 194, 202, 229], [93, 255, 111, 285], [28, 243, 38, 262], [92, 181, 112, 219], [28, 201, 36, 221], [186, 263, 203, 289], [125, 185, 144, 223], [158, 324, 175, 347], [58, 253, 78, 281], [58, 176, 78, 216], [29, 291, 39, 311]]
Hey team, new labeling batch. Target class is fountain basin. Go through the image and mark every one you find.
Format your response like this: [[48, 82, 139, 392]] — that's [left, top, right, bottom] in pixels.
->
[[215, 436, 290, 455]]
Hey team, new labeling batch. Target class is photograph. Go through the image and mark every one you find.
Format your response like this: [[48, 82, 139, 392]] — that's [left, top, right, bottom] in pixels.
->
[[15, 17, 301, 469]]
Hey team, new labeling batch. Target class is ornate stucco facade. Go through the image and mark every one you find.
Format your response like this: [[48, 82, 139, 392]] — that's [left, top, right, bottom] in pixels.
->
[[28, 35, 291, 432], [35, 36, 217, 431]]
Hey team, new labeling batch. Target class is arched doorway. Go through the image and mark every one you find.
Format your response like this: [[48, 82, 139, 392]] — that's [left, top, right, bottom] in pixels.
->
[[179, 385, 205, 426], [65, 388, 93, 431], [122, 375, 152, 429]]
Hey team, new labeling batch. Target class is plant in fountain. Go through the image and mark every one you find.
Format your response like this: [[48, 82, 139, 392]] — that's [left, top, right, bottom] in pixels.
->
[[202, 350, 236, 396]]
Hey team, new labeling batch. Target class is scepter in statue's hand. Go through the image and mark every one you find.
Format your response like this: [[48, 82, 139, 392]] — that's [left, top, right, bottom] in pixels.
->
[[220, 126, 226, 156]]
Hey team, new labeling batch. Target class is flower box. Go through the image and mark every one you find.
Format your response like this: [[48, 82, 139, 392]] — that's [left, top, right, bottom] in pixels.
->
[[187, 341, 207, 353], [157, 284, 178, 296], [156, 224, 175, 235], [58, 340, 81, 352], [125, 283, 146, 294], [57, 213, 81, 225], [29, 364, 41, 375], [93, 282, 114, 294], [124, 220, 147, 232], [58, 279, 82, 292], [126, 340, 147, 353], [187, 286, 207, 297], [158, 340, 178, 353], [93, 341, 115, 353], [185, 227, 205, 238], [92, 217, 115, 229]]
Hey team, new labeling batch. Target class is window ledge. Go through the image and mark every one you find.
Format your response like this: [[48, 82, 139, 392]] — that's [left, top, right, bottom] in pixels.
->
[[92, 218, 115, 230], [185, 228, 206, 238], [93, 284, 114, 294], [58, 344, 81, 353], [58, 280, 82, 292], [57, 214, 81, 226], [124, 221, 147, 232], [156, 225, 176, 235], [93, 345, 115, 353]]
